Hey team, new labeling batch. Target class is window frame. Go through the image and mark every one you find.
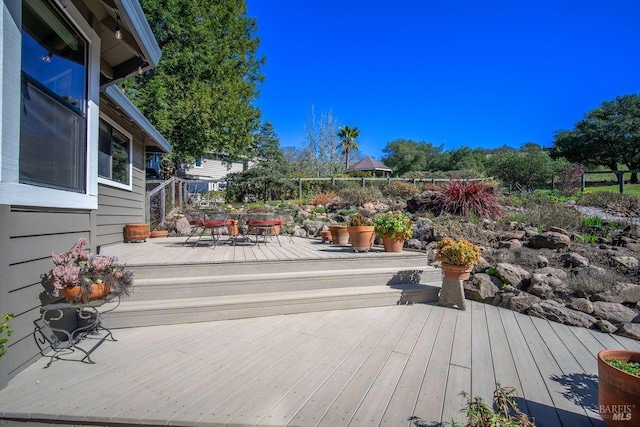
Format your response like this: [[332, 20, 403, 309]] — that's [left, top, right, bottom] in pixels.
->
[[0, 0, 100, 210], [194, 156, 203, 168], [98, 113, 133, 191]]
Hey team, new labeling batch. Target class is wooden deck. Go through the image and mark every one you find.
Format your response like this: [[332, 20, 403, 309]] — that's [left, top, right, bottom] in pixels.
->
[[99, 235, 425, 265], [2, 301, 639, 426]]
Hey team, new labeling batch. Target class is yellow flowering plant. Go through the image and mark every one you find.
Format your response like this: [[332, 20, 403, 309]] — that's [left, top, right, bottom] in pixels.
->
[[435, 237, 482, 266]]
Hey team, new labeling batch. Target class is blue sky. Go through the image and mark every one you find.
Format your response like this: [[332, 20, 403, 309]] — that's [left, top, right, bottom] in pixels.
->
[[245, 1, 640, 160]]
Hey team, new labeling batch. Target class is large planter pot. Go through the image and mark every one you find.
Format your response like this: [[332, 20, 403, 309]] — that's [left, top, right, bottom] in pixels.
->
[[382, 235, 404, 253], [597, 349, 640, 426], [60, 283, 111, 303], [320, 230, 332, 243], [347, 226, 375, 252], [441, 263, 473, 280], [329, 225, 349, 246], [227, 220, 239, 236], [149, 230, 169, 238], [125, 223, 150, 242]]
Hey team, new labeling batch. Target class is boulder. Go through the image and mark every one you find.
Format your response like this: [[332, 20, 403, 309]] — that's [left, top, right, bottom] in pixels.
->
[[533, 267, 568, 281], [529, 232, 571, 249], [464, 273, 499, 303], [500, 293, 541, 313], [292, 226, 308, 238], [498, 239, 523, 250], [593, 283, 640, 304], [549, 226, 569, 235], [301, 220, 324, 237], [406, 238, 423, 250], [412, 219, 435, 242], [528, 273, 571, 299], [592, 301, 640, 324], [611, 256, 639, 269], [296, 209, 311, 219], [617, 323, 640, 341], [536, 255, 549, 268], [175, 217, 192, 235], [568, 298, 594, 314], [500, 231, 526, 240], [559, 252, 590, 268], [524, 227, 539, 237], [596, 319, 617, 334], [527, 300, 597, 328], [495, 263, 531, 289]]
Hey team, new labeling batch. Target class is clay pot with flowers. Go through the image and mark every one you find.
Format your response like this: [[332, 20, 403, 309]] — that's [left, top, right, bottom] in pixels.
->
[[435, 237, 482, 280], [373, 212, 413, 252], [347, 213, 375, 252], [41, 238, 134, 303]]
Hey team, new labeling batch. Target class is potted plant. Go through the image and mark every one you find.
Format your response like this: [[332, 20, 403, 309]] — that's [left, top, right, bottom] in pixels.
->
[[329, 219, 349, 246], [597, 349, 640, 426], [41, 238, 134, 303], [373, 212, 413, 252], [347, 213, 375, 252], [435, 237, 482, 280]]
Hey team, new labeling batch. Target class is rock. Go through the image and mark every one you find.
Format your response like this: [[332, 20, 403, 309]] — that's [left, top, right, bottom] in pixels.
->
[[559, 252, 590, 268], [495, 263, 531, 289], [568, 298, 594, 314], [528, 300, 597, 328], [596, 319, 617, 334], [529, 232, 571, 249], [301, 220, 324, 237], [626, 242, 640, 252], [498, 239, 523, 250], [533, 267, 568, 281], [464, 273, 499, 303], [622, 224, 640, 238], [549, 226, 569, 236], [593, 283, 640, 304], [296, 209, 310, 219], [500, 293, 541, 313], [292, 226, 308, 238], [611, 256, 639, 269], [617, 323, 640, 340], [592, 301, 640, 324], [528, 273, 571, 299], [524, 226, 539, 237], [406, 238, 423, 250], [536, 255, 549, 268], [500, 231, 526, 240], [412, 219, 435, 242], [175, 217, 192, 235]]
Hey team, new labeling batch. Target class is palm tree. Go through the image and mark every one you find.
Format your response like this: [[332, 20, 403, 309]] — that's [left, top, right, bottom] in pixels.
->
[[337, 125, 360, 170]]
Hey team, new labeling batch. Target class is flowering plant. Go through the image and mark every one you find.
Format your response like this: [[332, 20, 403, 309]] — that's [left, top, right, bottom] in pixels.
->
[[435, 237, 482, 266], [42, 238, 133, 301], [373, 212, 413, 240]]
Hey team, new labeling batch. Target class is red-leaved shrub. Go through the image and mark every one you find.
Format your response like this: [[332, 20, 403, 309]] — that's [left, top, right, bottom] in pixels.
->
[[434, 180, 502, 219]]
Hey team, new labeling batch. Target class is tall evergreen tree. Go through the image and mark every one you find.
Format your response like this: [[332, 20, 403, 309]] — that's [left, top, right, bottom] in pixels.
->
[[124, 0, 265, 163]]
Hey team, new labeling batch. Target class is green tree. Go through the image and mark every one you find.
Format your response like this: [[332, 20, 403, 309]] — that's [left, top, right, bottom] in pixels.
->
[[336, 125, 360, 169], [487, 145, 559, 191], [381, 139, 446, 176], [552, 94, 640, 183], [443, 147, 488, 175], [227, 122, 294, 201], [124, 0, 264, 165]]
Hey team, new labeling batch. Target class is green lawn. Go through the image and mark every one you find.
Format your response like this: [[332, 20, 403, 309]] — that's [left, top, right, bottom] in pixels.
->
[[584, 183, 640, 196]]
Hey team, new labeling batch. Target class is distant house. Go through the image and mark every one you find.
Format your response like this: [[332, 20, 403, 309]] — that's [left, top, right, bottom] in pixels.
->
[[178, 155, 256, 191], [345, 156, 393, 177], [0, 0, 170, 388]]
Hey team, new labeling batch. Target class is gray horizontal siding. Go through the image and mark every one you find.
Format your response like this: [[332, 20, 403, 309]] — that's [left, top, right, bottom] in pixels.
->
[[0, 205, 92, 387]]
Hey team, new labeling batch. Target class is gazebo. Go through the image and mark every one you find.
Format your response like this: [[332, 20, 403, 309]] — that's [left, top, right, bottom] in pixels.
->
[[345, 156, 393, 177]]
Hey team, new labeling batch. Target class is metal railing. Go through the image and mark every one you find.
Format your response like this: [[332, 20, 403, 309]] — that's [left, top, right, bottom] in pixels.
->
[[146, 177, 190, 229]]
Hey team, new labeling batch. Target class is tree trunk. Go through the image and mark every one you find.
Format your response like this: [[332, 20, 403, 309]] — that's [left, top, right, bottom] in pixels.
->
[[631, 172, 638, 184]]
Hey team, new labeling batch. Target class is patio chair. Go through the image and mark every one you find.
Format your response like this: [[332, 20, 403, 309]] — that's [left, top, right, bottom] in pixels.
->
[[182, 217, 205, 247], [197, 211, 233, 248], [246, 212, 281, 246], [275, 215, 295, 244]]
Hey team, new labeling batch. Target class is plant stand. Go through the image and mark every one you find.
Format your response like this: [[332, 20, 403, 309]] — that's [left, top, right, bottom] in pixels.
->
[[439, 277, 466, 310]]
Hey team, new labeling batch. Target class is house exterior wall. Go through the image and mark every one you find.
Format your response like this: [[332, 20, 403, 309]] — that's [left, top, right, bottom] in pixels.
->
[[96, 103, 147, 248]]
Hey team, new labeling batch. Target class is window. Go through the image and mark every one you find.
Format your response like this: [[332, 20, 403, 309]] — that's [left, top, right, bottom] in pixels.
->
[[99, 117, 132, 188], [194, 156, 203, 168]]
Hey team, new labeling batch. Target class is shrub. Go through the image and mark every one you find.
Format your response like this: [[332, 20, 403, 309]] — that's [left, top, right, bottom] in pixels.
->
[[337, 208, 357, 216], [514, 193, 582, 232], [336, 186, 383, 207], [432, 180, 502, 220], [383, 181, 420, 199], [580, 216, 602, 227], [435, 237, 482, 266], [245, 202, 269, 212], [0, 313, 13, 359], [555, 163, 584, 196], [312, 206, 327, 214], [311, 192, 335, 206]]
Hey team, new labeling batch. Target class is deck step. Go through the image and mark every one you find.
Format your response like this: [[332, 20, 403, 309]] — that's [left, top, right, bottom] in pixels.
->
[[126, 266, 441, 301], [102, 283, 441, 328]]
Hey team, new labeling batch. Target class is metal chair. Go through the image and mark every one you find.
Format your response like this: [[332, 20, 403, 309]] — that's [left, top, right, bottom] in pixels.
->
[[246, 212, 280, 246], [198, 212, 233, 248], [182, 217, 205, 247]]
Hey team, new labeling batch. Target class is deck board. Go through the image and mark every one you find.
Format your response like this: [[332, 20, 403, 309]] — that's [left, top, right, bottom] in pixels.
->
[[0, 299, 635, 426]]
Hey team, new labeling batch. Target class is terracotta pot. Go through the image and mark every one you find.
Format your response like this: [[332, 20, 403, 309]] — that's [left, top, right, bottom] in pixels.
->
[[382, 235, 404, 252], [227, 220, 239, 236], [329, 225, 349, 246], [320, 230, 332, 242], [347, 226, 375, 252], [149, 230, 168, 238], [125, 223, 150, 242], [60, 283, 111, 302], [598, 349, 640, 426], [441, 263, 473, 280]]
